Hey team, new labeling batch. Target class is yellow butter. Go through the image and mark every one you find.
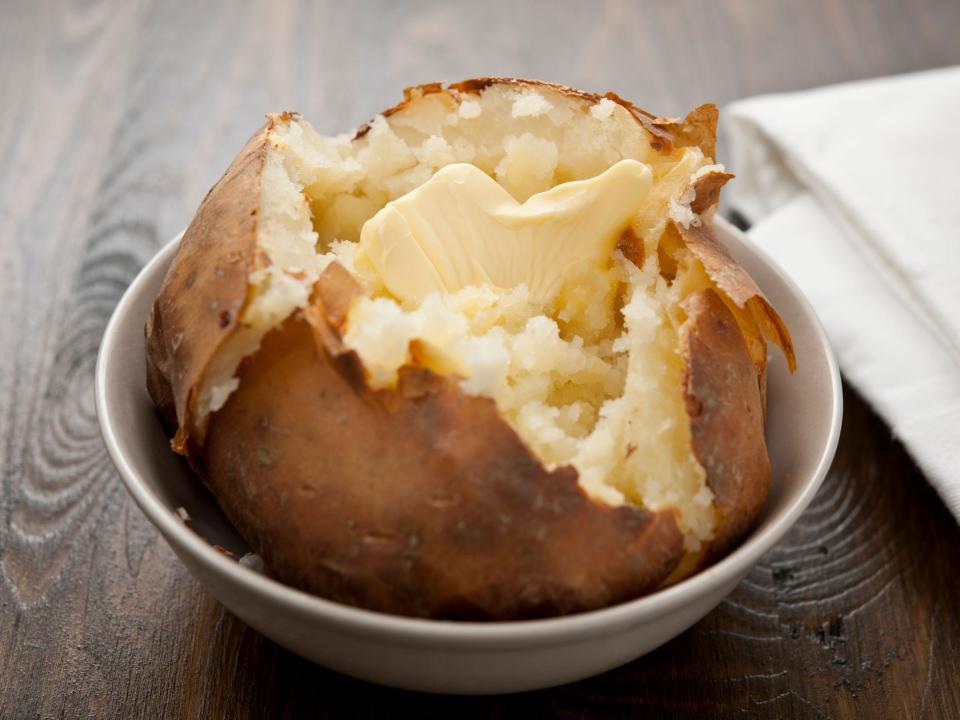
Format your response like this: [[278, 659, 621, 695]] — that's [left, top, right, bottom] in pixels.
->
[[357, 160, 653, 306]]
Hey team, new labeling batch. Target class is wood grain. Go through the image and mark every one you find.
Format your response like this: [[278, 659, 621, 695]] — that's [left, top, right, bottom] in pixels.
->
[[2, 1, 959, 717]]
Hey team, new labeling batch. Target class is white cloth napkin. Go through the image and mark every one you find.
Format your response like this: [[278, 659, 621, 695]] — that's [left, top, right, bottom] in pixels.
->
[[724, 66, 960, 521]]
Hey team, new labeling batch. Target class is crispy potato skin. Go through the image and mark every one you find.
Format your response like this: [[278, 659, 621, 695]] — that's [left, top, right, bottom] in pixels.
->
[[681, 289, 770, 560], [676, 220, 796, 373], [204, 309, 684, 620], [145, 79, 794, 618], [690, 169, 735, 215], [145, 119, 278, 461]]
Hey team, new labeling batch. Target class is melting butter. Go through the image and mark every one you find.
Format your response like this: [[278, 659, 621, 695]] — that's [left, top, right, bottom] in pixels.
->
[[357, 160, 653, 306]]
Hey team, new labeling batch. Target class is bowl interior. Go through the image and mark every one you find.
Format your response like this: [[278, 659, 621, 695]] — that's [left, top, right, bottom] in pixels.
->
[[96, 217, 841, 637]]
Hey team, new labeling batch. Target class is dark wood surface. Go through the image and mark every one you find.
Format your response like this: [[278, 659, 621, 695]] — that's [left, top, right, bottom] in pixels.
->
[[2, 1, 959, 717]]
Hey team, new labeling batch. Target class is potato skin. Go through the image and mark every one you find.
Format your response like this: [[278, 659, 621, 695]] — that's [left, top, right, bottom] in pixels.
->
[[145, 117, 280, 463], [203, 290, 684, 620], [145, 79, 794, 618], [681, 289, 770, 560], [676, 219, 796, 373]]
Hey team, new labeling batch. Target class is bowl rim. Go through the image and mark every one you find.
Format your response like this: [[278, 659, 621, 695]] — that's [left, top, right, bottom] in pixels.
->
[[96, 217, 842, 650]]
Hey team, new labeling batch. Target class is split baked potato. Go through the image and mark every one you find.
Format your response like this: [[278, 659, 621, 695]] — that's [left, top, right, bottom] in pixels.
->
[[146, 78, 795, 620]]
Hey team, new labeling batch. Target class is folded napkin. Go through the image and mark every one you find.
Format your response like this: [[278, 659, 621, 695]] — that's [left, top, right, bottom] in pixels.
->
[[725, 66, 960, 521]]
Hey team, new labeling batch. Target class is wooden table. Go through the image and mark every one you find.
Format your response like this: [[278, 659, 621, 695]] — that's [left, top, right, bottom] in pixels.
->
[[2, 1, 959, 717]]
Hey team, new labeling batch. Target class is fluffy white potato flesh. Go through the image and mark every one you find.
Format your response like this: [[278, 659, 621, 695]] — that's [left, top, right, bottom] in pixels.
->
[[197, 84, 728, 551]]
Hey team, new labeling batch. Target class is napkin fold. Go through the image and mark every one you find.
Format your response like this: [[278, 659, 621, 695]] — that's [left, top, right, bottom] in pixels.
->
[[725, 66, 960, 521]]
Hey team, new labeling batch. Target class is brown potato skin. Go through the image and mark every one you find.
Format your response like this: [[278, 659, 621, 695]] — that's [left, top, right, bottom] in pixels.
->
[[145, 117, 282, 462], [681, 290, 770, 560], [203, 308, 684, 620], [145, 79, 794, 619], [675, 220, 796, 373]]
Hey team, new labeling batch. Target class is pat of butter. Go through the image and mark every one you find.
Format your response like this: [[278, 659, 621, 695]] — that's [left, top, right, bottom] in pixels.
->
[[357, 160, 653, 306]]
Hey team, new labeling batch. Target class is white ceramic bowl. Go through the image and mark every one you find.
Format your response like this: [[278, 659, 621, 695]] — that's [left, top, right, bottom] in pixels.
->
[[96, 217, 841, 694]]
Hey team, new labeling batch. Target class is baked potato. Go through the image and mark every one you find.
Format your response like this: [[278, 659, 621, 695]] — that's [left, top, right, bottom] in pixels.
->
[[146, 78, 795, 620]]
